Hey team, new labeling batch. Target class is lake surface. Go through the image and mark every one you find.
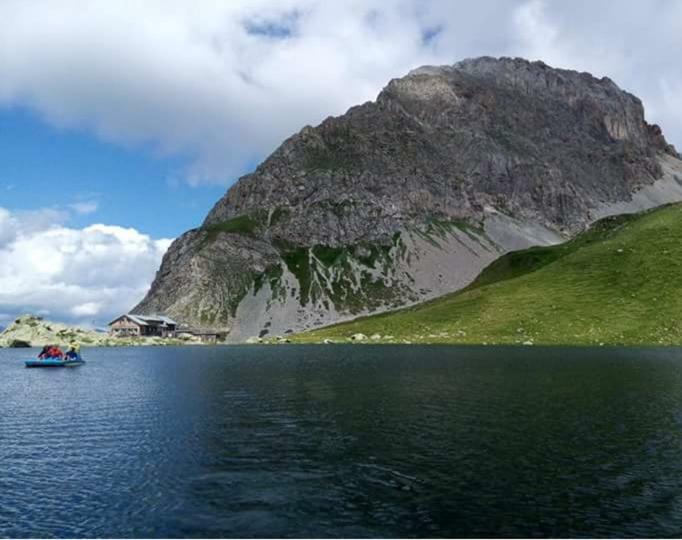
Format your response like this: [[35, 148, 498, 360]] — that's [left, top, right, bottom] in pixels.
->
[[2, 345, 682, 537]]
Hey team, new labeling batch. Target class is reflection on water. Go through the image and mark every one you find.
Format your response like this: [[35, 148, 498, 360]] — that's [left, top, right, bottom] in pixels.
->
[[2, 345, 682, 537]]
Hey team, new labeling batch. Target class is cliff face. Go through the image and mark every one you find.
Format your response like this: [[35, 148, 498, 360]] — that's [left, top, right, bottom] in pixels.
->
[[134, 57, 682, 341]]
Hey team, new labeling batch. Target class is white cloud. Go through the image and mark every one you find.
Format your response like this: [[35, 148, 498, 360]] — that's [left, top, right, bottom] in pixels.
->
[[0, 1, 679, 184], [513, 1, 563, 65], [71, 302, 102, 317], [0, 207, 171, 326], [0, 206, 69, 248], [69, 201, 99, 215]]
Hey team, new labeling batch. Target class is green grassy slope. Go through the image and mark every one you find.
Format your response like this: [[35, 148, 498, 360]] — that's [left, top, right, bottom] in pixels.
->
[[291, 204, 682, 345]]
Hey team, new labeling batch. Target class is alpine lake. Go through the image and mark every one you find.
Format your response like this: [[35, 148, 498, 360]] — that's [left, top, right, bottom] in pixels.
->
[[2, 345, 682, 538]]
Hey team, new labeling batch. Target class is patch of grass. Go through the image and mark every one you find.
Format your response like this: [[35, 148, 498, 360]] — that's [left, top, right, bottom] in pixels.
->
[[253, 264, 284, 296], [269, 207, 290, 227], [312, 245, 346, 267], [281, 248, 313, 305], [465, 213, 637, 291], [292, 204, 682, 345], [205, 214, 260, 236]]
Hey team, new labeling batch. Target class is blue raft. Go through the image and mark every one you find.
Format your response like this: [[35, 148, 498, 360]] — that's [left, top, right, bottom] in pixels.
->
[[25, 357, 85, 368]]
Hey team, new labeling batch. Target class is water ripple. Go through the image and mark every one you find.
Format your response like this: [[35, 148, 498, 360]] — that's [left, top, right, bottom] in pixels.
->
[[3, 345, 682, 537]]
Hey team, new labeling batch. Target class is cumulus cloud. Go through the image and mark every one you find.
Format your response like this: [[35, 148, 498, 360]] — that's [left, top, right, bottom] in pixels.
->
[[0, 207, 171, 326], [0, 207, 69, 248], [1, 0, 678, 185]]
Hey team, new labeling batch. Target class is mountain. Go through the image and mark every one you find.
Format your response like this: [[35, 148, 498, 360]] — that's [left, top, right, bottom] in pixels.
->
[[291, 203, 682, 346], [134, 56, 682, 341]]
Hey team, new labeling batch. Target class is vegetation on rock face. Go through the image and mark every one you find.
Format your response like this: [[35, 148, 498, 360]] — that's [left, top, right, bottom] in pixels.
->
[[203, 214, 263, 241], [260, 238, 406, 313], [253, 263, 284, 296], [292, 204, 682, 345]]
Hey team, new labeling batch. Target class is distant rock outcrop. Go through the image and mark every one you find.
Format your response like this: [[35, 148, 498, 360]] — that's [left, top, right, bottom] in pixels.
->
[[0, 314, 204, 348], [0, 315, 106, 348], [134, 56, 682, 341]]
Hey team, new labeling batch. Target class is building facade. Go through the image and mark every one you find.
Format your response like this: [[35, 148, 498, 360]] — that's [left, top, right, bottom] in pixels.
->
[[108, 314, 178, 338]]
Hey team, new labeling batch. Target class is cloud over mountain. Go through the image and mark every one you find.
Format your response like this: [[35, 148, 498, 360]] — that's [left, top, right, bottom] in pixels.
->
[[0, 0, 679, 185]]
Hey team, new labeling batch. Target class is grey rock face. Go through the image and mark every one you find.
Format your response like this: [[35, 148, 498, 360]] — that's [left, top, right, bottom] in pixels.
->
[[134, 57, 682, 339]]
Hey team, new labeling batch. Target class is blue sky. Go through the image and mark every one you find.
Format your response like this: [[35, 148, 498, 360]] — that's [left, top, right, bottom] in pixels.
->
[[0, 107, 227, 238], [0, 0, 680, 327]]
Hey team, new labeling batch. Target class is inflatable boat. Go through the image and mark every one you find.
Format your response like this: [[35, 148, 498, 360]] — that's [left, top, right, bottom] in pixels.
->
[[25, 358, 85, 368]]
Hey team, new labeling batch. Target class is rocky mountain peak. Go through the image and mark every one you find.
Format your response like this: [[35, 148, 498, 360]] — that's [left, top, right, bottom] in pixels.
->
[[401, 56, 674, 153], [205, 57, 676, 239]]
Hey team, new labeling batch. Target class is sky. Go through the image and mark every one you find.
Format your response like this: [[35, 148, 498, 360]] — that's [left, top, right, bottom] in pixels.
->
[[1, 0, 681, 328]]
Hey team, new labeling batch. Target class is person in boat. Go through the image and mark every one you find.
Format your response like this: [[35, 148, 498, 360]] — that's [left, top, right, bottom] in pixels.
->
[[65, 344, 80, 361], [38, 345, 51, 359], [47, 345, 64, 360]]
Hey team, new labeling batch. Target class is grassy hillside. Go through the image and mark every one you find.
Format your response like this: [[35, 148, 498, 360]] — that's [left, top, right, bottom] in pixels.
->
[[291, 204, 682, 346]]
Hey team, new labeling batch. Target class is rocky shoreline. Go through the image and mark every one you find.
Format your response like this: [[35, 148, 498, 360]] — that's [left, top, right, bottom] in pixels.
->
[[0, 315, 210, 348]]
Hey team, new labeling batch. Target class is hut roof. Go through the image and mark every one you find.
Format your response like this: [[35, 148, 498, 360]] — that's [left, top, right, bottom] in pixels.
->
[[108, 314, 178, 327]]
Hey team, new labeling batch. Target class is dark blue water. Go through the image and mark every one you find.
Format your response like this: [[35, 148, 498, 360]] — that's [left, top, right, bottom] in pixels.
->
[[2, 345, 682, 537]]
